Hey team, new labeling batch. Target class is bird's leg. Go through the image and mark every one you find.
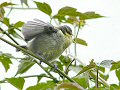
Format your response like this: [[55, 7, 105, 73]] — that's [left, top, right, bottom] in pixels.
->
[[54, 64, 64, 79], [36, 52, 45, 64]]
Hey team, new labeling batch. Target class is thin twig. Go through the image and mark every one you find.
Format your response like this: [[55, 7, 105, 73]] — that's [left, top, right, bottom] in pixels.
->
[[65, 59, 76, 74], [96, 67, 99, 88], [89, 71, 110, 88]]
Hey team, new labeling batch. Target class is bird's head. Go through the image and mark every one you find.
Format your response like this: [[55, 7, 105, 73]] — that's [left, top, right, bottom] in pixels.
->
[[58, 25, 72, 36]]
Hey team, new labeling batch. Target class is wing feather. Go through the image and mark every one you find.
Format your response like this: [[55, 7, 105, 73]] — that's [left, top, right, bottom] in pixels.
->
[[22, 19, 54, 41]]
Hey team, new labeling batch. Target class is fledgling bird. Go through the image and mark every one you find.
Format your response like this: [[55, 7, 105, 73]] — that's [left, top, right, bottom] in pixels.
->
[[22, 19, 72, 62]]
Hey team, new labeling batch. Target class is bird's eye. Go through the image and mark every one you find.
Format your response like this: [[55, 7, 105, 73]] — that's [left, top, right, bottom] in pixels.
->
[[48, 26, 53, 30]]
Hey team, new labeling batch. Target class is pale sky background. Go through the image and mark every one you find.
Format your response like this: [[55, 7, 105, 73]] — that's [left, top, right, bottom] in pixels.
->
[[0, 0, 120, 90]]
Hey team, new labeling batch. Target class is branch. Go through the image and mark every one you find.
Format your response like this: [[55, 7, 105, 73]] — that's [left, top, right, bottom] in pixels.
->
[[65, 59, 75, 74], [0, 37, 76, 83], [0, 27, 19, 45]]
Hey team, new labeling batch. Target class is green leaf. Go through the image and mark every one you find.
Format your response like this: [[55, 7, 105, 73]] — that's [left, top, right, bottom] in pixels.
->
[[58, 6, 77, 16], [110, 61, 120, 71], [116, 69, 120, 81], [0, 2, 15, 8], [53, 15, 66, 22], [53, 6, 79, 22], [0, 53, 12, 72], [14, 21, 24, 28], [98, 66, 105, 73], [26, 81, 56, 90], [73, 38, 88, 46], [110, 84, 120, 90], [16, 57, 35, 75], [80, 12, 104, 20], [3, 17, 10, 26], [73, 78, 88, 89], [34, 1, 52, 16], [59, 55, 71, 66], [6, 77, 25, 90], [20, 0, 29, 7]]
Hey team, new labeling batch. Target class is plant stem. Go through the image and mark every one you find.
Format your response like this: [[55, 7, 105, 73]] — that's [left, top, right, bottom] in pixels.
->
[[89, 71, 110, 88], [65, 59, 75, 74], [0, 37, 76, 83], [96, 67, 99, 89]]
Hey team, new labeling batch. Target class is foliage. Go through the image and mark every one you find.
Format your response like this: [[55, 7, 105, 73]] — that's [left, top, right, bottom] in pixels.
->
[[0, 1, 120, 90]]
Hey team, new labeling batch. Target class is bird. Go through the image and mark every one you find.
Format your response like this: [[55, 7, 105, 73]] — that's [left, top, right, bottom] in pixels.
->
[[22, 19, 72, 62]]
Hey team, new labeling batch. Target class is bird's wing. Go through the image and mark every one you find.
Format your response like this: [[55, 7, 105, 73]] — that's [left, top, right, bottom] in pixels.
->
[[22, 19, 55, 41]]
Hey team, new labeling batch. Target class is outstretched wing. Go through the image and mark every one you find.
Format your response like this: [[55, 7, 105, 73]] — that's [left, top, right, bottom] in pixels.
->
[[22, 19, 54, 41]]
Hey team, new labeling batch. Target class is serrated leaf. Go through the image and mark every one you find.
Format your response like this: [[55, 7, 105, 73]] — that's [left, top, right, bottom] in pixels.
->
[[34, 1, 52, 16], [3, 17, 10, 26], [0, 2, 15, 8], [26, 81, 56, 90], [0, 53, 12, 72], [6, 77, 25, 90], [110, 61, 120, 71], [116, 69, 120, 81], [73, 38, 88, 46], [14, 21, 24, 28], [20, 0, 29, 7], [16, 57, 35, 75]]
